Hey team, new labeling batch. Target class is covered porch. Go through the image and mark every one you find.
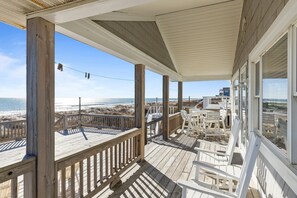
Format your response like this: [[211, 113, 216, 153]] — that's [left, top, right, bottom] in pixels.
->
[[1, 0, 297, 197]]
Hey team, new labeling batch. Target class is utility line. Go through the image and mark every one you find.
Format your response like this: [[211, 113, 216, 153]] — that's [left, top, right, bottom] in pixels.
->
[[56, 63, 133, 82]]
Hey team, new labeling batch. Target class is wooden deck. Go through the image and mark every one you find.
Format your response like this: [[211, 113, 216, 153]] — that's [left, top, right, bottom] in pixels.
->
[[95, 132, 261, 198], [0, 127, 121, 168], [0, 129, 261, 198]]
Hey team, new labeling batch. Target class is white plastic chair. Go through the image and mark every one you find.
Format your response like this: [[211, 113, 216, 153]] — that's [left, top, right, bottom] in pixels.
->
[[203, 111, 222, 137], [177, 131, 261, 198], [181, 110, 192, 132], [195, 117, 241, 165]]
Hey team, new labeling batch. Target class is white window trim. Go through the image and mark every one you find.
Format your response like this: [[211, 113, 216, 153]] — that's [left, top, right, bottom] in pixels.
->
[[239, 63, 247, 150], [247, 0, 297, 194], [231, 70, 239, 120], [293, 24, 297, 97]]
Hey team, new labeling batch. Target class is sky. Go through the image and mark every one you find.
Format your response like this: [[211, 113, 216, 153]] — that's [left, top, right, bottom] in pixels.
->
[[0, 22, 230, 99]]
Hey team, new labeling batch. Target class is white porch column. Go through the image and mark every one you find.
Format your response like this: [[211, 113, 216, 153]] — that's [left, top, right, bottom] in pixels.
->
[[26, 17, 55, 198]]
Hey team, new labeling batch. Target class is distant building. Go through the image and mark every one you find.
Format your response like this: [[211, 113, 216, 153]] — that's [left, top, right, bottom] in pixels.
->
[[219, 87, 230, 97]]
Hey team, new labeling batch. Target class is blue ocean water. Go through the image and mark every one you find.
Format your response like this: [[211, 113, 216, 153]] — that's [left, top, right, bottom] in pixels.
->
[[0, 98, 177, 115]]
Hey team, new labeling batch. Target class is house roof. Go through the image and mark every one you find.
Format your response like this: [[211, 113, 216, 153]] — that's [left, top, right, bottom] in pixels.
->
[[0, 0, 243, 81]]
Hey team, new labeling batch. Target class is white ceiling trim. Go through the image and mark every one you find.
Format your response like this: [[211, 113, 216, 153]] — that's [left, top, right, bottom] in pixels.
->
[[27, 0, 157, 24], [156, 19, 180, 74], [90, 12, 155, 22], [57, 19, 182, 81], [182, 74, 232, 82]]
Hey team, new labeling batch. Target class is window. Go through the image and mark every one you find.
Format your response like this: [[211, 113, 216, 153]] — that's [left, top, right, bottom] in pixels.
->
[[254, 62, 261, 131], [233, 77, 240, 117], [240, 66, 248, 145], [262, 34, 288, 153], [255, 62, 260, 97]]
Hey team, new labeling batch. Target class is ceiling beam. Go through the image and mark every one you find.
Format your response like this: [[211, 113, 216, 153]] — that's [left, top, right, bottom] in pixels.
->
[[27, 0, 157, 24]]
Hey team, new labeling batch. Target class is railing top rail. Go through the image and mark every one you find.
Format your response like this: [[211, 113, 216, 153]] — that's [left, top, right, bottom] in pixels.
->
[[0, 156, 35, 172], [146, 116, 163, 126], [80, 113, 134, 118], [0, 156, 35, 183], [169, 112, 181, 118], [56, 127, 141, 168], [0, 120, 26, 124]]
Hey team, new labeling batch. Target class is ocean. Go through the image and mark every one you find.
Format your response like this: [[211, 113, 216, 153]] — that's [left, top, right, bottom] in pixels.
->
[[0, 98, 178, 116]]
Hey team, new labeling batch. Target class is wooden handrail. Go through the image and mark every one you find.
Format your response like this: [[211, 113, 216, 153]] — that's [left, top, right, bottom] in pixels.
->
[[169, 112, 182, 135], [55, 128, 142, 197], [0, 157, 36, 197], [0, 120, 27, 142]]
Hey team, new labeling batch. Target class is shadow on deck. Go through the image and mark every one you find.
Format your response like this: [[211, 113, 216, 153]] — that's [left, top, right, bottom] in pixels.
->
[[96, 132, 256, 198]]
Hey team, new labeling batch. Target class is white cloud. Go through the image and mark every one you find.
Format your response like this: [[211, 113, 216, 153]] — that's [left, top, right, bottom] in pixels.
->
[[0, 53, 18, 70]]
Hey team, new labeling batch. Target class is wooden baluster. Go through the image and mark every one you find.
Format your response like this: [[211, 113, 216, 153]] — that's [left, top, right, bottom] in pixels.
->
[[126, 139, 129, 164], [123, 141, 126, 165], [135, 135, 139, 157], [119, 142, 122, 169], [11, 177, 18, 198], [94, 154, 97, 189], [71, 164, 75, 197], [115, 144, 118, 172], [110, 147, 113, 175], [105, 149, 108, 179], [129, 138, 133, 161], [87, 157, 91, 192], [79, 160, 83, 197], [99, 151, 103, 183], [61, 168, 66, 198]]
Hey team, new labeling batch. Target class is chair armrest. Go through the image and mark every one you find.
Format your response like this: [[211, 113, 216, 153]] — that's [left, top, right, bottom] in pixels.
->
[[197, 139, 228, 147], [193, 161, 240, 181], [177, 180, 235, 198], [194, 147, 229, 156]]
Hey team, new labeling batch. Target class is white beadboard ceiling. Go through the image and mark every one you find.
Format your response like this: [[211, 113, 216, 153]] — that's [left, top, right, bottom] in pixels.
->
[[156, 0, 243, 80], [0, 0, 243, 81]]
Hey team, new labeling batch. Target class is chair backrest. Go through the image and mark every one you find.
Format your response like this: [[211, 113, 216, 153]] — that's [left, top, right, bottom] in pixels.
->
[[225, 117, 241, 164], [219, 109, 227, 120], [180, 110, 188, 120], [205, 111, 220, 120], [235, 131, 261, 197]]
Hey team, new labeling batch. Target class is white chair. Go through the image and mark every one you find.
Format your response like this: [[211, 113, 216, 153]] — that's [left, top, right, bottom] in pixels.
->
[[177, 131, 261, 198], [181, 110, 193, 132], [195, 117, 241, 165], [203, 111, 224, 137], [219, 109, 227, 132]]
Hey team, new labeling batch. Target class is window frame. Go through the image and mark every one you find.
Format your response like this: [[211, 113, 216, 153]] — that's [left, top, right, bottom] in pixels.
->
[[251, 31, 292, 160]]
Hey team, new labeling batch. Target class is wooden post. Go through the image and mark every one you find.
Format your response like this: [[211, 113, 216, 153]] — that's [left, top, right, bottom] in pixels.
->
[[25, 17, 55, 198], [79, 97, 82, 127], [178, 81, 183, 112], [163, 75, 169, 140], [135, 64, 145, 161]]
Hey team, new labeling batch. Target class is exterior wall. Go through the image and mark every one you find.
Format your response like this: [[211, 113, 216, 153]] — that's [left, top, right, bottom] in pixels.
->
[[234, 0, 297, 197], [256, 153, 296, 198], [233, 0, 289, 73]]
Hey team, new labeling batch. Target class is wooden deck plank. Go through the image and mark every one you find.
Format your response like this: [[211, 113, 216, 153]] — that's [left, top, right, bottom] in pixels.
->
[[0, 128, 259, 198]]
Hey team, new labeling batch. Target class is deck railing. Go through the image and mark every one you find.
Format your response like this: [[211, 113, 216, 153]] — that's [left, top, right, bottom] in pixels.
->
[[55, 128, 141, 198], [0, 157, 36, 198], [145, 116, 163, 143], [0, 120, 26, 142], [0, 114, 135, 142], [169, 112, 182, 135], [81, 114, 135, 131], [145, 106, 176, 118]]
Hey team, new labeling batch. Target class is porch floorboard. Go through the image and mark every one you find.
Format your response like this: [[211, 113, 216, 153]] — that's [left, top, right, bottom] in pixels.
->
[[95, 131, 260, 198]]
